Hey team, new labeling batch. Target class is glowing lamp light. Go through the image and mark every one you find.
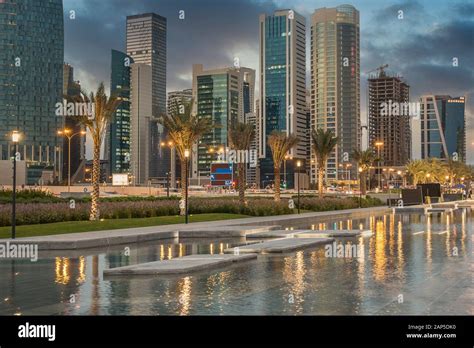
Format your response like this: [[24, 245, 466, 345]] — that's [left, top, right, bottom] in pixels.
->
[[11, 131, 20, 143]]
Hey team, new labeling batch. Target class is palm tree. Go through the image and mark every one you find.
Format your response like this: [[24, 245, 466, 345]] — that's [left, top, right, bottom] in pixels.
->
[[444, 159, 471, 185], [352, 149, 376, 195], [73, 83, 121, 220], [267, 131, 299, 202], [158, 98, 212, 197], [406, 159, 428, 186], [311, 128, 339, 198], [228, 122, 255, 205]]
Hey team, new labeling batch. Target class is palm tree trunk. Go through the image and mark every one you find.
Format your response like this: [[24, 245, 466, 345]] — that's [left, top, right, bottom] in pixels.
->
[[180, 158, 186, 198], [318, 167, 324, 199], [360, 171, 367, 195], [274, 165, 281, 202], [238, 162, 245, 205], [89, 139, 100, 221]]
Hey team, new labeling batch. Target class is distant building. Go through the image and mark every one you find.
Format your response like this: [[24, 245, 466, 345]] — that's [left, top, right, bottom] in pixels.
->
[[168, 89, 192, 114], [166, 88, 193, 187], [106, 50, 133, 175], [310, 5, 360, 183], [259, 9, 307, 189], [126, 12, 168, 180], [191, 64, 255, 179], [62, 63, 86, 183], [419, 95, 466, 162], [0, 0, 64, 184], [130, 63, 153, 185], [368, 69, 411, 166], [83, 160, 109, 184], [245, 110, 259, 186]]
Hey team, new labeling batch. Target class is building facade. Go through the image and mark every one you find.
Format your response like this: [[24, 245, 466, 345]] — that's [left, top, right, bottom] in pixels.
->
[[106, 50, 133, 175], [126, 13, 168, 180], [130, 63, 153, 185], [368, 70, 411, 166], [0, 0, 64, 184], [420, 95, 466, 162], [259, 9, 307, 189], [310, 5, 360, 183], [62, 63, 85, 183], [192, 64, 255, 179]]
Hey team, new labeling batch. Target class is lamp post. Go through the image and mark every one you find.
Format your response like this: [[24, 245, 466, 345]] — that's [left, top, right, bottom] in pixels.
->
[[296, 160, 301, 214], [358, 167, 363, 208], [11, 131, 20, 239], [184, 149, 190, 224], [58, 129, 86, 193], [375, 141, 384, 191], [284, 154, 292, 189]]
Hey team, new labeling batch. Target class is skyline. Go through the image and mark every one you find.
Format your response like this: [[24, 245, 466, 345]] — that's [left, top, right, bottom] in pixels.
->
[[62, 0, 473, 162]]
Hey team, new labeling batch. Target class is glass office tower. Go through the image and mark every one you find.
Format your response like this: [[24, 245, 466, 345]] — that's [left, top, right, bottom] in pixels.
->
[[107, 50, 133, 174], [126, 13, 168, 180], [420, 95, 466, 162], [0, 0, 63, 184], [192, 64, 255, 177], [310, 5, 360, 183], [259, 10, 307, 189]]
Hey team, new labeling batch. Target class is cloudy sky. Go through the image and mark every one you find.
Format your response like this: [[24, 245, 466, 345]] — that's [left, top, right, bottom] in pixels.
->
[[63, 0, 474, 163]]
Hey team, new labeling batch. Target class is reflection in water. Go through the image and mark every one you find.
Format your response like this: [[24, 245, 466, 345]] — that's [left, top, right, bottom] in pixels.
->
[[282, 251, 306, 314], [178, 277, 192, 315], [77, 256, 86, 284], [373, 219, 387, 281], [55, 257, 70, 285]]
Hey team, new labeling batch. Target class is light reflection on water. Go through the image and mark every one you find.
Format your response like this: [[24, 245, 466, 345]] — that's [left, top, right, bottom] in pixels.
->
[[0, 210, 472, 315]]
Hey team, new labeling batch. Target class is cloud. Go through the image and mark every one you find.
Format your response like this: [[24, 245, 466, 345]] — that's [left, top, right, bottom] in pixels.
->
[[64, 0, 473, 162]]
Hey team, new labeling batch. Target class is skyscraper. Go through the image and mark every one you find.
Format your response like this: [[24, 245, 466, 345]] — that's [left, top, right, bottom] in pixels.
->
[[368, 68, 411, 166], [0, 0, 63, 184], [192, 64, 255, 178], [259, 9, 307, 189], [130, 63, 153, 185], [106, 50, 133, 175], [62, 63, 85, 182], [126, 13, 167, 180], [419, 95, 466, 162], [310, 5, 360, 183]]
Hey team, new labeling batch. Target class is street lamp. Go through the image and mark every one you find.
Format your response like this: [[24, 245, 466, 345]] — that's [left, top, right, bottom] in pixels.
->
[[374, 141, 384, 190], [358, 167, 363, 208], [296, 160, 301, 214], [58, 129, 86, 193], [184, 149, 190, 224], [11, 130, 21, 239]]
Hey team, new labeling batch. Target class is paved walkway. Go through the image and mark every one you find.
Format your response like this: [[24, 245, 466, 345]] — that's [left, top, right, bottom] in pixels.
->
[[104, 254, 257, 275], [3, 206, 390, 250]]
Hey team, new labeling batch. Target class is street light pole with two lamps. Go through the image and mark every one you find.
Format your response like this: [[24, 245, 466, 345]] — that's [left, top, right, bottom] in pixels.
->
[[57, 128, 86, 192]]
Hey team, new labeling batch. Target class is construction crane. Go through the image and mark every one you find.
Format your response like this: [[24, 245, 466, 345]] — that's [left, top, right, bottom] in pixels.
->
[[366, 64, 388, 77]]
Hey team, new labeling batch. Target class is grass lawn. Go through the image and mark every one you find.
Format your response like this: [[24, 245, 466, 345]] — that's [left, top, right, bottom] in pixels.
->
[[0, 213, 249, 239]]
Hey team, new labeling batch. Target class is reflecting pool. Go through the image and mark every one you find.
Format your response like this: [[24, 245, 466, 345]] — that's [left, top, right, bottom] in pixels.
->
[[0, 209, 472, 315]]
